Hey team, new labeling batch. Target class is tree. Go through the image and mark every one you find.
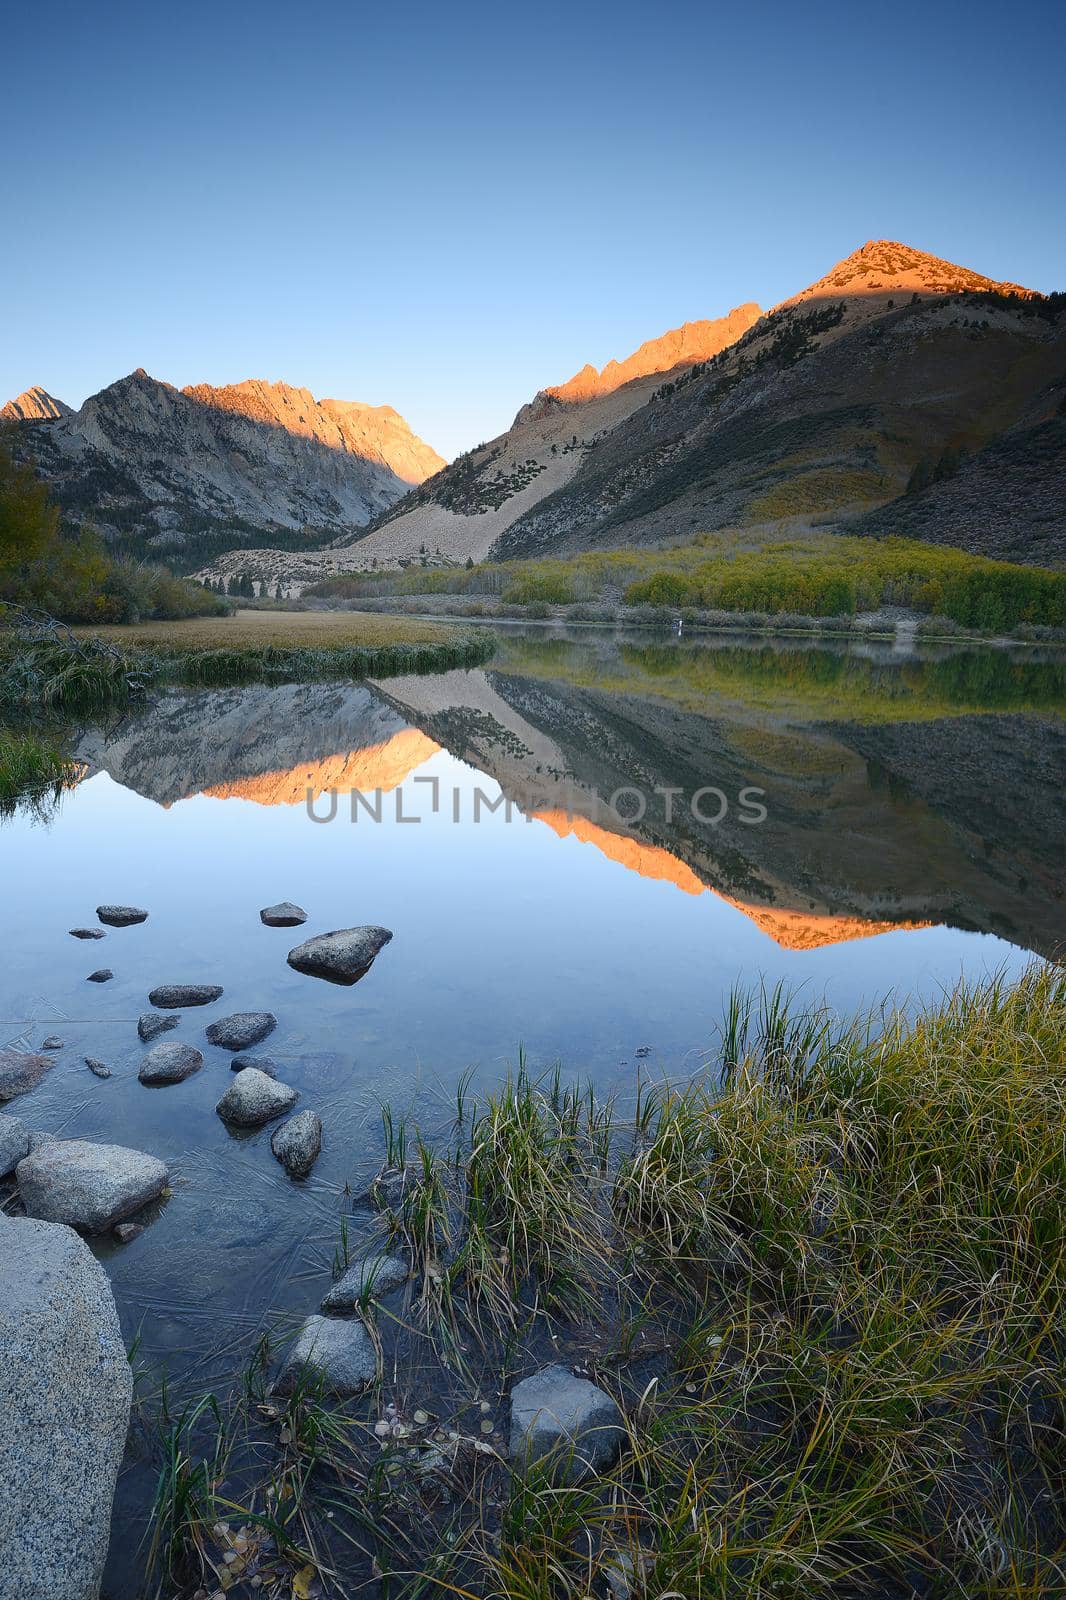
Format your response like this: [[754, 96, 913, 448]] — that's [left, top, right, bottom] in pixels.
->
[[0, 432, 60, 575]]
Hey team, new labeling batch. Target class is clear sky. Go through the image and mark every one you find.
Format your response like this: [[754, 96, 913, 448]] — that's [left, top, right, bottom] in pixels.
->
[[3, 0, 1063, 459]]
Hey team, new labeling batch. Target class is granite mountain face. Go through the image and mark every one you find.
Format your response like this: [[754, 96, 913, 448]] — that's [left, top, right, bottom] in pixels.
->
[[3, 370, 444, 570]]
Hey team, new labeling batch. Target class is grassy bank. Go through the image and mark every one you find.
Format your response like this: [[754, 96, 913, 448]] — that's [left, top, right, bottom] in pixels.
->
[[136, 966, 1065, 1599], [306, 533, 1066, 637], [0, 727, 79, 813], [0, 609, 496, 718]]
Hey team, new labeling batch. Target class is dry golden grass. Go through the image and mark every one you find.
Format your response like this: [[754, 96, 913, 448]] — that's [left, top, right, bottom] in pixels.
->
[[73, 607, 454, 651]]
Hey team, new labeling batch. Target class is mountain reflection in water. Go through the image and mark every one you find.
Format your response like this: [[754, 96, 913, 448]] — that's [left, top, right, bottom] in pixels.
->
[[68, 629, 1065, 960]]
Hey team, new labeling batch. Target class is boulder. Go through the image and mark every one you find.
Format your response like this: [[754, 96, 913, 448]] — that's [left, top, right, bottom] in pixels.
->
[[321, 1252, 408, 1310], [0, 1215, 133, 1600], [230, 1054, 278, 1076], [216, 1068, 297, 1127], [86, 969, 114, 983], [271, 1110, 322, 1178], [0, 1113, 31, 1178], [40, 1036, 64, 1051], [17, 1140, 168, 1233], [205, 1011, 277, 1051], [275, 1315, 376, 1395], [96, 904, 148, 926], [0, 1050, 54, 1103], [70, 926, 106, 940], [137, 1011, 180, 1043], [286, 926, 393, 985], [147, 983, 223, 1008], [509, 1365, 624, 1482], [139, 1041, 204, 1085], [260, 900, 307, 927], [84, 1057, 112, 1080]]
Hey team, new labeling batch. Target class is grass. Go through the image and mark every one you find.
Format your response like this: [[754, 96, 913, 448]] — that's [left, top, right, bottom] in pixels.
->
[[137, 966, 1066, 1598], [73, 606, 462, 650], [304, 533, 1066, 635], [0, 727, 79, 814]]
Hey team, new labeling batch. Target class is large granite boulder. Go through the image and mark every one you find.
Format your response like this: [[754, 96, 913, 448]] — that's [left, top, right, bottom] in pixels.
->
[[17, 1140, 169, 1233], [138, 1041, 204, 1085], [96, 904, 148, 926], [275, 1315, 376, 1395], [286, 926, 393, 985], [0, 1214, 132, 1600], [205, 1011, 276, 1051], [271, 1110, 322, 1178], [509, 1365, 624, 1482], [0, 1113, 31, 1178], [0, 1050, 54, 1103], [147, 983, 223, 1008], [216, 1068, 297, 1127]]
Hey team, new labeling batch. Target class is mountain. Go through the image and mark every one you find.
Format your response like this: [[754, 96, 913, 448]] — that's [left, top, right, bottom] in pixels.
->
[[5, 370, 444, 571], [258, 239, 1059, 582], [1, 385, 72, 422]]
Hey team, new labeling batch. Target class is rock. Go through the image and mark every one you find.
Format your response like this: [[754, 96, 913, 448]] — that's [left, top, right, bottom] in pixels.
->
[[321, 1252, 408, 1310], [84, 1057, 112, 1079], [275, 1315, 376, 1395], [96, 904, 148, 926], [147, 983, 223, 1008], [138, 1010, 180, 1043], [86, 968, 114, 983], [26, 1130, 58, 1154], [16, 1139, 168, 1234], [230, 1054, 278, 1076], [210, 1198, 275, 1247], [0, 1114, 31, 1178], [41, 1036, 64, 1051], [260, 900, 307, 927], [70, 927, 106, 940], [113, 1222, 143, 1244], [509, 1365, 624, 1482], [286, 925, 393, 985], [271, 1109, 322, 1178], [0, 1214, 133, 1600], [215, 1068, 297, 1127], [139, 1040, 204, 1085], [0, 1050, 54, 1103], [205, 1011, 277, 1051]]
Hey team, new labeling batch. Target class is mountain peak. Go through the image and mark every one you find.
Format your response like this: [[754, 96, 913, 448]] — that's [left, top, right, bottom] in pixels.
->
[[1, 385, 73, 423], [544, 302, 764, 406], [784, 239, 1036, 307]]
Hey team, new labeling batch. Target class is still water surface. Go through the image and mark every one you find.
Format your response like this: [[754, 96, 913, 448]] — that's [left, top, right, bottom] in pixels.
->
[[1, 627, 1063, 1588]]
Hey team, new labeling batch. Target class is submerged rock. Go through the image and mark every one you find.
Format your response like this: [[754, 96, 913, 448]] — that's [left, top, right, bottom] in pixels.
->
[[0, 1214, 133, 1600], [271, 1109, 322, 1178], [275, 1314, 376, 1395], [322, 1252, 408, 1310], [205, 1011, 277, 1051], [40, 1036, 64, 1051], [139, 1041, 204, 1085], [0, 1114, 31, 1177], [230, 1053, 278, 1076], [286, 925, 393, 985], [113, 1222, 144, 1244], [86, 968, 114, 983], [509, 1365, 624, 1482], [138, 1010, 180, 1043], [17, 1139, 169, 1233], [147, 983, 223, 1008], [0, 1050, 54, 1103], [69, 927, 106, 940], [216, 1068, 297, 1127], [260, 900, 307, 927], [84, 1057, 112, 1080], [96, 904, 148, 926]]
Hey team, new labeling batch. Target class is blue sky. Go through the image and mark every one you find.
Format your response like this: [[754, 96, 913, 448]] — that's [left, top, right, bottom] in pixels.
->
[[3, 0, 1063, 458]]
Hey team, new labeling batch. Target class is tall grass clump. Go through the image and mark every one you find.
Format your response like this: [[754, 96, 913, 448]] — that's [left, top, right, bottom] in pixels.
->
[[0, 727, 78, 814], [138, 967, 1065, 1599]]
